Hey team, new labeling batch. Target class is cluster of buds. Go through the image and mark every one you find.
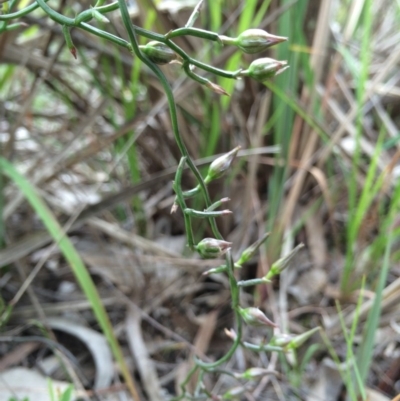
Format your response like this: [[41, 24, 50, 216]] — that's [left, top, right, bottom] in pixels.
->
[[218, 28, 289, 82]]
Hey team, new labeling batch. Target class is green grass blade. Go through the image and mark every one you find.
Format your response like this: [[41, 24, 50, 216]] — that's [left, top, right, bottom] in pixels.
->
[[0, 157, 139, 400]]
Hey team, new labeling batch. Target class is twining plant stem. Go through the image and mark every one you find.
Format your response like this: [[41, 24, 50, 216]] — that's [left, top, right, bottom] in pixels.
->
[[116, 0, 223, 241], [1, 1, 298, 399]]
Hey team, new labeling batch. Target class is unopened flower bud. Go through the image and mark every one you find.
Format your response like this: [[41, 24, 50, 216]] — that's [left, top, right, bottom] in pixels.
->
[[222, 386, 245, 400], [239, 58, 289, 81], [237, 232, 270, 266], [140, 41, 178, 65], [234, 29, 287, 54], [238, 307, 277, 328], [195, 238, 232, 259], [270, 327, 320, 350], [234, 367, 272, 380], [205, 146, 241, 182], [265, 243, 304, 280]]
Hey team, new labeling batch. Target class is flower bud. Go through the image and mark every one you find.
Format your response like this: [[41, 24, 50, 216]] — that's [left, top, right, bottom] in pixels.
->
[[140, 41, 178, 65], [264, 243, 304, 280], [269, 327, 320, 350], [222, 386, 245, 400], [205, 146, 241, 182], [195, 238, 232, 259], [238, 307, 277, 328], [234, 367, 272, 380], [236, 232, 270, 266], [235, 29, 287, 54], [239, 58, 289, 81]]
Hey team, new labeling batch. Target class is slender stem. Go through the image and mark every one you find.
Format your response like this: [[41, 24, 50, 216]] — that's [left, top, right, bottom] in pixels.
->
[[184, 208, 231, 218], [195, 249, 242, 370], [0, 0, 49, 21], [242, 342, 283, 353], [79, 22, 132, 50], [74, 1, 119, 25], [117, 0, 223, 240], [166, 27, 221, 42], [237, 278, 269, 287], [174, 158, 195, 249], [35, 0, 74, 25]]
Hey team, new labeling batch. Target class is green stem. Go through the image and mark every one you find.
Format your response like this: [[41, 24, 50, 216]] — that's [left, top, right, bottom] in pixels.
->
[[170, 364, 199, 401], [0, 0, 48, 21], [173, 158, 195, 249], [79, 21, 132, 50], [237, 278, 269, 287], [35, 0, 74, 25], [166, 27, 221, 42], [74, 1, 119, 25], [243, 342, 283, 353], [117, 0, 223, 240], [184, 208, 231, 218], [195, 249, 242, 370]]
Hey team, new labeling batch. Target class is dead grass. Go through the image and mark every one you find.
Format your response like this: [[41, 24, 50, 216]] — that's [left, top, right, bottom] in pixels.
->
[[1, 1, 400, 400]]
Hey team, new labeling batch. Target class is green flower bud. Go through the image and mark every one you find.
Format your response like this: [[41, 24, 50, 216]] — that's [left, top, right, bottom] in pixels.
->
[[235, 29, 287, 54], [234, 367, 272, 380], [264, 243, 304, 280], [195, 238, 232, 259], [238, 307, 277, 328], [237, 232, 270, 266], [222, 386, 245, 400], [140, 41, 178, 65], [239, 58, 289, 81], [205, 146, 241, 182], [269, 327, 320, 350]]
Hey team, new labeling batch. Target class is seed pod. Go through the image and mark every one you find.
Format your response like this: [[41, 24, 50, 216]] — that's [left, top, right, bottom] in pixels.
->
[[235, 29, 287, 53], [239, 58, 288, 81], [140, 41, 177, 65]]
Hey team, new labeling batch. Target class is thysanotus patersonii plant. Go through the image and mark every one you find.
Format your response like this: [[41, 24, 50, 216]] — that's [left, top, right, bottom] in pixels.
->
[[0, 0, 319, 399]]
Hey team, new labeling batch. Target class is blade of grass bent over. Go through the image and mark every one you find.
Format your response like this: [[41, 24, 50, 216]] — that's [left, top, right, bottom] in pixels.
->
[[0, 157, 140, 401]]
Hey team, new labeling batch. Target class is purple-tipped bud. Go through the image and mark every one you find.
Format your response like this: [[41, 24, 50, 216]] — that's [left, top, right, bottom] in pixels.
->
[[235, 29, 287, 54], [239, 58, 289, 81], [270, 327, 320, 350], [205, 146, 241, 182], [140, 41, 178, 65], [195, 238, 232, 259], [265, 243, 304, 280], [234, 367, 272, 380], [238, 307, 277, 328]]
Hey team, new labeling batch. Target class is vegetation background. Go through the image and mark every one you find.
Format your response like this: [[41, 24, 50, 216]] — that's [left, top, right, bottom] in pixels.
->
[[1, 0, 400, 400]]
